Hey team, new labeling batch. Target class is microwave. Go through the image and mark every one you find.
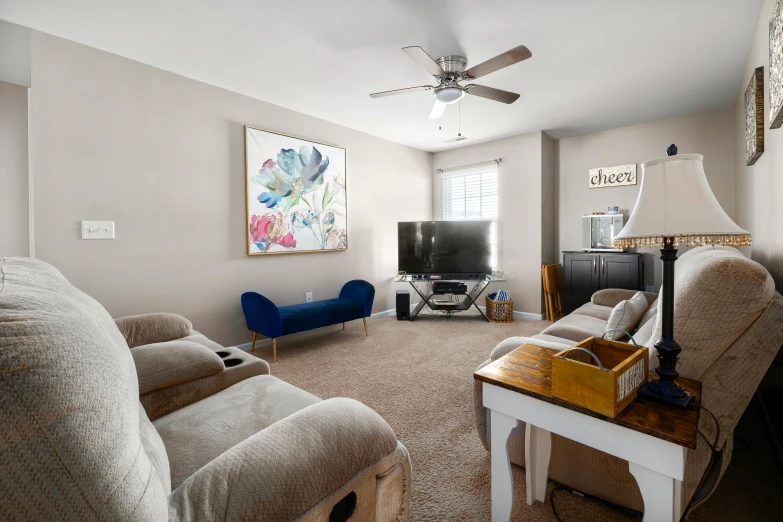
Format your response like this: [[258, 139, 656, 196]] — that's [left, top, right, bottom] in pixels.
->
[[582, 215, 624, 251]]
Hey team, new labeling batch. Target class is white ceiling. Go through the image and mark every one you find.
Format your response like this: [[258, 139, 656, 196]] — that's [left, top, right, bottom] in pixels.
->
[[0, 0, 763, 152]]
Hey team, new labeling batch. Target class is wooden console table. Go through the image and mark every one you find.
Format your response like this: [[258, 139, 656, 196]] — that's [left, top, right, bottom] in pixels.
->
[[474, 344, 701, 522]]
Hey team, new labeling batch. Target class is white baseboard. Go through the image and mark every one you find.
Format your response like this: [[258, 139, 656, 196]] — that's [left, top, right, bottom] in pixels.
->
[[235, 303, 544, 352], [236, 341, 254, 352]]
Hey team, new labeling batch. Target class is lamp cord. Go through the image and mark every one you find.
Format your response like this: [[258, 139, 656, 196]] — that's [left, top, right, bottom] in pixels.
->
[[682, 405, 720, 519]]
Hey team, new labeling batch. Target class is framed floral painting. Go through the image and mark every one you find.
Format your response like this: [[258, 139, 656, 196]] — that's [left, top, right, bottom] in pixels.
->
[[245, 126, 347, 255]]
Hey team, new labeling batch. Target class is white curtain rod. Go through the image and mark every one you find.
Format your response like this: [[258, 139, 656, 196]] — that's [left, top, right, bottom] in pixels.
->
[[436, 158, 501, 174]]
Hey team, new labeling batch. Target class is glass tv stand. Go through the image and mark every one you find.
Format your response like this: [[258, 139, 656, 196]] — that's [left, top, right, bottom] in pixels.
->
[[393, 274, 506, 322]]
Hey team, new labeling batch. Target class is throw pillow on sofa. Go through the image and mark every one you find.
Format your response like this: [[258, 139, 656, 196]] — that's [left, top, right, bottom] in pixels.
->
[[605, 291, 648, 340]]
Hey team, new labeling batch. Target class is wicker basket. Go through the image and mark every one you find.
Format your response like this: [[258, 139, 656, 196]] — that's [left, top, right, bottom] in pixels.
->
[[486, 296, 514, 323]]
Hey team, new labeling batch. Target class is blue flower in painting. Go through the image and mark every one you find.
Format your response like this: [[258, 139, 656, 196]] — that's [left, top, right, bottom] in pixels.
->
[[322, 211, 335, 234], [253, 146, 330, 210], [288, 210, 316, 232]]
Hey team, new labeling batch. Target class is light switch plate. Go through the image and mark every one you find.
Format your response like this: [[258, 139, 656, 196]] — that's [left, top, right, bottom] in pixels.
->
[[81, 221, 115, 240], [306, 292, 313, 303]]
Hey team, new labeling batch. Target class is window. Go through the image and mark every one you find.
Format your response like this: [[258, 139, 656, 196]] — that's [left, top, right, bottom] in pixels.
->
[[442, 164, 499, 268]]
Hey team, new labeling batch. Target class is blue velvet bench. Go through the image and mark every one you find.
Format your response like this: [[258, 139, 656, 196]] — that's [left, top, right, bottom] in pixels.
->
[[241, 280, 375, 362]]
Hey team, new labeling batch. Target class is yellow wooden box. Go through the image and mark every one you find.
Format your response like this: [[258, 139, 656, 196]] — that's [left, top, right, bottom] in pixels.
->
[[551, 337, 649, 418]]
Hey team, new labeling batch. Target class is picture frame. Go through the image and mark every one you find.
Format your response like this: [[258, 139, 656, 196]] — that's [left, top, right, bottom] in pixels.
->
[[244, 126, 347, 256], [769, 0, 783, 128], [745, 66, 764, 166]]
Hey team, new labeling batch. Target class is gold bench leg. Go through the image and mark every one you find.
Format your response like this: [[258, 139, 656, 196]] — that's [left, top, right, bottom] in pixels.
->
[[251, 332, 257, 352], [273, 338, 277, 363], [362, 318, 368, 337]]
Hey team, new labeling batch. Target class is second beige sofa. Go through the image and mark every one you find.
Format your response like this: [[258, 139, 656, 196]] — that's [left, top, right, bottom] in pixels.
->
[[474, 246, 783, 513]]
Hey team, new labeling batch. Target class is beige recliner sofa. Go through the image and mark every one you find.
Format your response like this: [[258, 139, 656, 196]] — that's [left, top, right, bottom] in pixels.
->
[[0, 257, 411, 521], [114, 312, 269, 420], [474, 246, 783, 513]]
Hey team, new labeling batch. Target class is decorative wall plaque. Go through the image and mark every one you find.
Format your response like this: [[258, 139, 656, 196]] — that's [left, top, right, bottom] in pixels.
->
[[588, 164, 637, 189], [770, 1, 783, 129], [746, 66, 764, 166]]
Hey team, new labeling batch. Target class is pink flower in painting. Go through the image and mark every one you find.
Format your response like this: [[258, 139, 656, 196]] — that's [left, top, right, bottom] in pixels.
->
[[280, 232, 296, 248], [250, 212, 297, 251]]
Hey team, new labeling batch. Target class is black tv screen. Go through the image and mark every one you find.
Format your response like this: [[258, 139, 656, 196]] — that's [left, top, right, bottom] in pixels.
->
[[398, 221, 492, 277]]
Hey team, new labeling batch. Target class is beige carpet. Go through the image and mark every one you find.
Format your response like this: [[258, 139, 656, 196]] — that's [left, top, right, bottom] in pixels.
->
[[249, 311, 782, 521]]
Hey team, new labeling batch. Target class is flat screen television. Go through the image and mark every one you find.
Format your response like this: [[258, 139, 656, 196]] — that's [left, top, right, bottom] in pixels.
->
[[398, 221, 492, 279]]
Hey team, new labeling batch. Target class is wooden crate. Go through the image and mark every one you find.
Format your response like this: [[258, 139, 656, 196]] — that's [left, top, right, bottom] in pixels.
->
[[486, 296, 514, 323], [551, 337, 648, 418]]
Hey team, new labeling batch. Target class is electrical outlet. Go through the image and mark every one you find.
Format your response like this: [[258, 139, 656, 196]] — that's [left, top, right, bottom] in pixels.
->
[[306, 292, 313, 303], [645, 285, 655, 293]]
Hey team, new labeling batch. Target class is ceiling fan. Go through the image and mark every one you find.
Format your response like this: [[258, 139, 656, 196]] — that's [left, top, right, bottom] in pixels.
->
[[369, 45, 531, 119]]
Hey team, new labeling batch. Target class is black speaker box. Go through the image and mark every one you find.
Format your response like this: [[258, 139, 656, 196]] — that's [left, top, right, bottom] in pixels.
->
[[396, 290, 410, 320]]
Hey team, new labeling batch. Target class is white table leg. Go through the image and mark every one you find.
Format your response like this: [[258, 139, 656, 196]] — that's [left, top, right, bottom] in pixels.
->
[[629, 462, 682, 522], [524, 423, 551, 505], [490, 410, 517, 522]]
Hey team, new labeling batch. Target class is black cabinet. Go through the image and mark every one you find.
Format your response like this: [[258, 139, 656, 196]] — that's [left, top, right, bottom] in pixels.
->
[[562, 252, 644, 314]]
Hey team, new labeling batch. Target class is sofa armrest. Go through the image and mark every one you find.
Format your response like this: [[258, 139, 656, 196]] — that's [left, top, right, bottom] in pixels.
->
[[115, 312, 193, 348], [591, 289, 657, 308], [339, 280, 375, 317], [168, 398, 400, 521], [131, 341, 224, 395], [241, 292, 284, 338]]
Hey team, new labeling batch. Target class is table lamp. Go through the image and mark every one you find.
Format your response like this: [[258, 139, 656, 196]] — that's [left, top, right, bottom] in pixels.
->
[[613, 145, 751, 407]]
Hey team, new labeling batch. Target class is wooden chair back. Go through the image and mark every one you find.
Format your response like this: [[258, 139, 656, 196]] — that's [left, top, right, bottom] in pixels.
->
[[542, 264, 563, 322]]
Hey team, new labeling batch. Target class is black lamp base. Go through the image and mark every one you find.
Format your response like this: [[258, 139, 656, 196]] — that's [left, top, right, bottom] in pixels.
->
[[640, 236, 695, 409], [638, 378, 695, 408]]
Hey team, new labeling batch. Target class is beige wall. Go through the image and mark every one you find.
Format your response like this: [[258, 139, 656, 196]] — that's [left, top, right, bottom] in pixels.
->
[[736, 0, 783, 288], [541, 132, 556, 266], [432, 132, 552, 316], [29, 32, 432, 346], [0, 80, 28, 256], [556, 108, 737, 289]]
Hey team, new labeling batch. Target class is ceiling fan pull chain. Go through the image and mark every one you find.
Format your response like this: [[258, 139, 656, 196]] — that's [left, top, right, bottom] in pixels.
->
[[458, 102, 462, 137]]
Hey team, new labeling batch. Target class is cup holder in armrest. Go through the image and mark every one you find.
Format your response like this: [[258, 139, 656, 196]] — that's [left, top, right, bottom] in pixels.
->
[[215, 351, 231, 358], [223, 358, 243, 368]]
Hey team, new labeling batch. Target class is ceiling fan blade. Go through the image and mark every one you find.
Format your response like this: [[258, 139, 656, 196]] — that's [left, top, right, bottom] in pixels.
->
[[466, 84, 520, 104], [464, 45, 532, 79], [428, 100, 446, 119], [402, 46, 445, 76], [370, 85, 434, 98]]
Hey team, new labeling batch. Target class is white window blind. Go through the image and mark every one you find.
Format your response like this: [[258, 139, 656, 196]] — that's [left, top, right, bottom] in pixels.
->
[[442, 164, 499, 268]]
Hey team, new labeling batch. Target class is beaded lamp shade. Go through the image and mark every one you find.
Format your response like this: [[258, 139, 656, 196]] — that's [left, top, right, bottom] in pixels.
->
[[613, 154, 751, 249]]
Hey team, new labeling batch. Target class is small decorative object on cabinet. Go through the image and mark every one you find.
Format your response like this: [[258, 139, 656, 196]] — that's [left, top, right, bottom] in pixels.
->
[[245, 126, 347, 255], [551, 335, 649, 418], [770, 0, 783, 129], [581, 214, 624, 251], [607, 206, 619, 214], [746, 66, 764, 165], [562, 252, 643, 314], [486, 290, 514, 323]]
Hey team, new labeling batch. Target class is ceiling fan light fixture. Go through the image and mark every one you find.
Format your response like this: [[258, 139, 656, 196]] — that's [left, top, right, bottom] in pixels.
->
[[435, 86, 465, 104]]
